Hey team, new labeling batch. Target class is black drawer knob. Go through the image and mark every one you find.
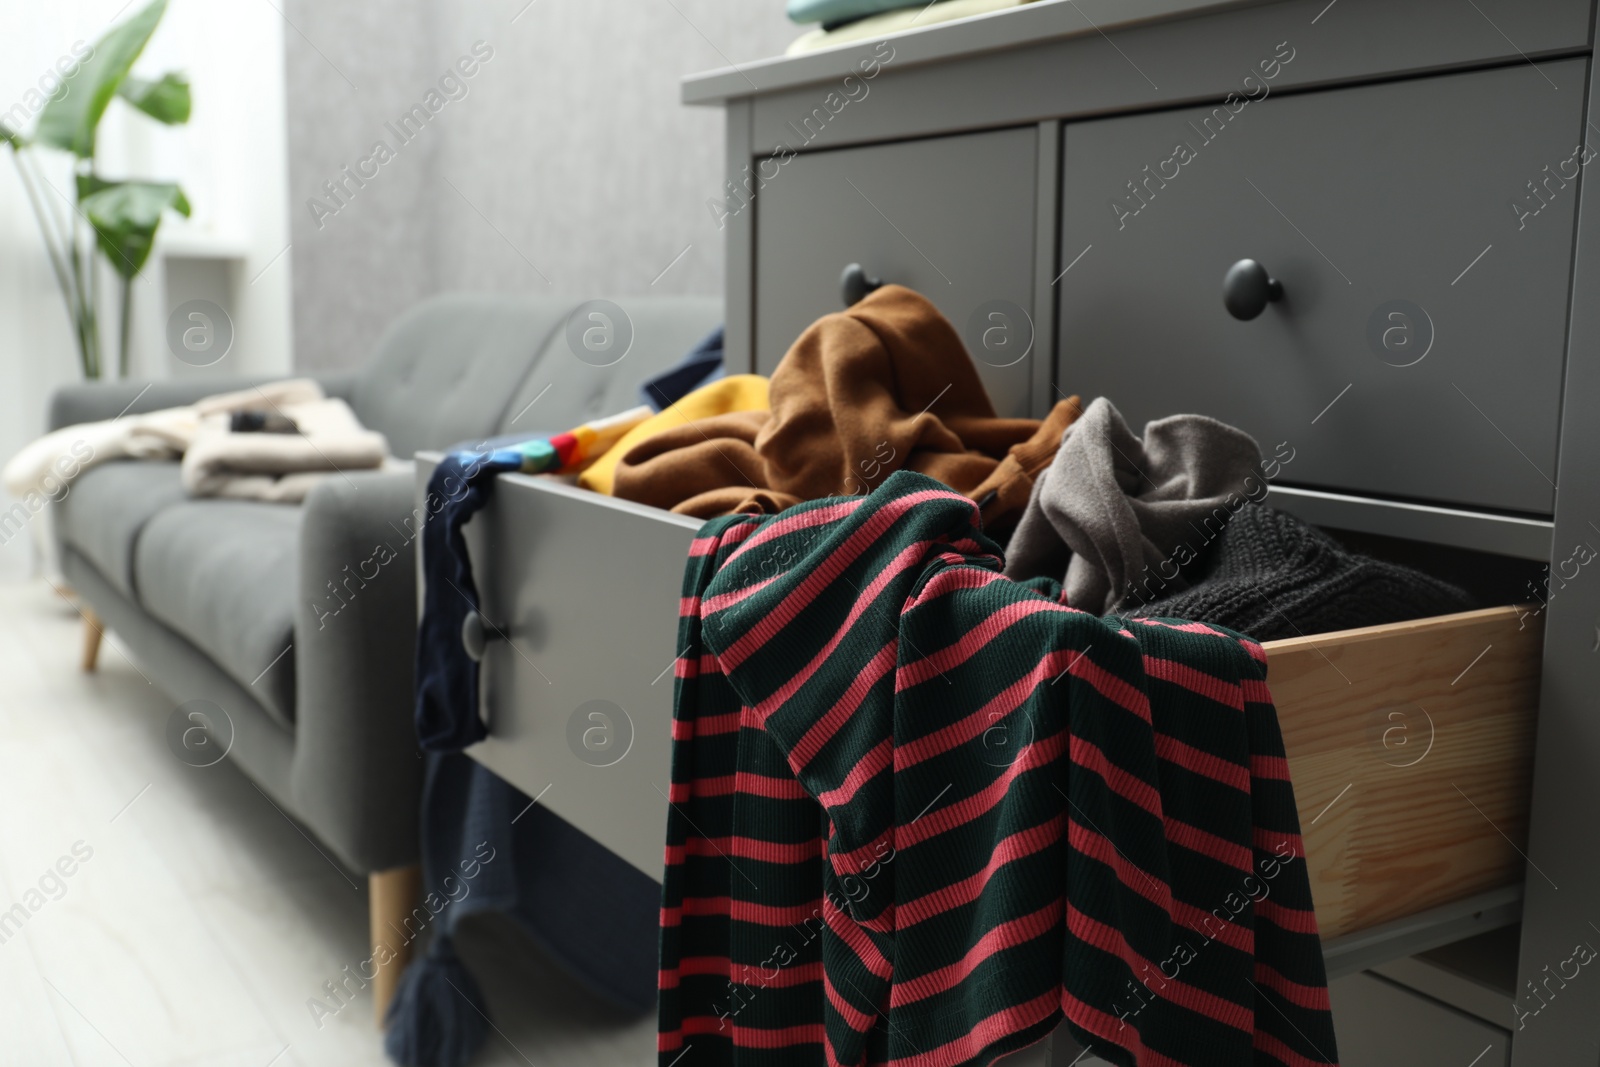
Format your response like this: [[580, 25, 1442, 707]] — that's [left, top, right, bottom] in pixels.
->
[[461, 611, 500, 663], [1223, 259, 1284, 321], [840, 263, 884, 307]]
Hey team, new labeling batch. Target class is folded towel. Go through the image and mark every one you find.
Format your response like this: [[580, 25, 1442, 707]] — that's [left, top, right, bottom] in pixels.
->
[[788, 0, 946, 26], [787, 0, 1036, 53]]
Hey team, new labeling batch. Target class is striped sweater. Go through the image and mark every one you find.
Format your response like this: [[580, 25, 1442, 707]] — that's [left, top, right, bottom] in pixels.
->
[[658, 471, 1338, 1067]]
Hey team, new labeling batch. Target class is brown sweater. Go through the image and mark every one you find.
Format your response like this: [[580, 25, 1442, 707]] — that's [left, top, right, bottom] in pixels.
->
[[612, 285, 1081, 538]]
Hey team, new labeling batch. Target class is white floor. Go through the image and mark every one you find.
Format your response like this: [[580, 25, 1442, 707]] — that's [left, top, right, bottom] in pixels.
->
[[0, 579, 656, 1067]]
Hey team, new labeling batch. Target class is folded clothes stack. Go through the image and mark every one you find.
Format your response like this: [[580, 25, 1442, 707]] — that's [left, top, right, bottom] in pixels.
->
[[785, 0, 1039, 55]]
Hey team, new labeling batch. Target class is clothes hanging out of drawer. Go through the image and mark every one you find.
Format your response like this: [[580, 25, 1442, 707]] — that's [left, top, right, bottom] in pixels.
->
[[383, 751, 659, 1067], [606, 284, 1082, 540], [416, 406, 654, 752], [657, 469, 1339, 1067], [390, 409, 671, 1067]]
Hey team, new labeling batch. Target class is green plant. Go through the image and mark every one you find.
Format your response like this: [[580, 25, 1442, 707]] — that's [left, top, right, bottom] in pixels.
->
[[2, 0, 192, 380]]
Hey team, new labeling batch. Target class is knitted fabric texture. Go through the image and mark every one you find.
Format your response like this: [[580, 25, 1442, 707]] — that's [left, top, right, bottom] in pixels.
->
[[1131, 503, 1474, 641], [657, 469, 1338, 1067]]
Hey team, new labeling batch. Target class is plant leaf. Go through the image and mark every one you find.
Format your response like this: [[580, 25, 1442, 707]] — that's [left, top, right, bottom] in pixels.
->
[[0, 122, 17, 147], [35, 0, 169, 157], [80, 179, 191, 279], [118, 71, 190, 124], [75, 173, 116, 200]]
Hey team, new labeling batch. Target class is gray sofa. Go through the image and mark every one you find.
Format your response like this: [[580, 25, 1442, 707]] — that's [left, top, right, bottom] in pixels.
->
[[47, 292, 721, 1013]]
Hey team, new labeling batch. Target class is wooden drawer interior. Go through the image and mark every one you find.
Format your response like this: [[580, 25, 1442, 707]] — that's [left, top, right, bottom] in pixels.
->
[[1266, 606, 1542, 940]]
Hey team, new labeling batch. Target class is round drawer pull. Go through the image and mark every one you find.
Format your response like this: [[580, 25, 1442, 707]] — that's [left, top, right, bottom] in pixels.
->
[[1223, 259, 1284, 321], [840, 263, 884, 307], [461, 611, 501, 663]]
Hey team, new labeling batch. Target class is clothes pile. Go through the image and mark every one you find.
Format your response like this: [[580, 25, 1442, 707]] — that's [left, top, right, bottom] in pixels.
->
[[606, 285, 1082, 544], [658, 471, 1340, 1066], [391, 405, 673, 1066], [573, 285, 1471, 641], [397, 283, 1473, 1067]]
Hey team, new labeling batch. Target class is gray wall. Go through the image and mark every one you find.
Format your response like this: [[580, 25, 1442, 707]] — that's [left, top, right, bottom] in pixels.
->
[[284, 0, 797, 372]]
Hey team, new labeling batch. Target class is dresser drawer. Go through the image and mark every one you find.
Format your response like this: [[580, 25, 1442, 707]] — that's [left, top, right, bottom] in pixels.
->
[[754, 126, 1039, 417], [420, 459, 1542, 943], [1329, 973, 1510, 1067], [1059, 59, 1587, 515], [437, 465, 702, 878]]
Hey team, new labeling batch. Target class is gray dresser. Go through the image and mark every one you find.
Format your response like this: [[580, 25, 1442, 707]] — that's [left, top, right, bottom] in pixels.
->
[[682, 0, 1600, 1062]]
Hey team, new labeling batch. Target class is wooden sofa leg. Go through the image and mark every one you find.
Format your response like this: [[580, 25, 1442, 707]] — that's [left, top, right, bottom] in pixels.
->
[[80, 609, 104, 673], [369, 864, 422, 1024]]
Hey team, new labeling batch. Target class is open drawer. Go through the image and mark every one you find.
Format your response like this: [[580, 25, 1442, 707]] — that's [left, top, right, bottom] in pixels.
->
[[416, 456, 1543, 953]]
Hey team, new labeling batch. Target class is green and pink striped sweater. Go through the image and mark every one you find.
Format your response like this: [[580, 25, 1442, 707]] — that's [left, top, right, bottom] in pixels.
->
[[658, 470, 1338, 1067]]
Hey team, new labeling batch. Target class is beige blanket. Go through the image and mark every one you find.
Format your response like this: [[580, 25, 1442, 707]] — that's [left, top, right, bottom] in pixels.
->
[[4, 379, 390, 504]]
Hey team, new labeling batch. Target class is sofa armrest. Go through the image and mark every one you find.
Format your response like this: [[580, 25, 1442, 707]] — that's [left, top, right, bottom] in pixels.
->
[[290, 468, 423, 873], [48, 372, 363, 431]]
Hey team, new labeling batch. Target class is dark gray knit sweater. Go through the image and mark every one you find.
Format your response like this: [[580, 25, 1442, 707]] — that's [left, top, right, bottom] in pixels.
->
[[1129, 503, 1474, 641]]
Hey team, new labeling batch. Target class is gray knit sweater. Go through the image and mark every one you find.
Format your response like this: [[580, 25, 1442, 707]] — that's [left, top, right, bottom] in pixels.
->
[[1129, 502, 1474, 641]]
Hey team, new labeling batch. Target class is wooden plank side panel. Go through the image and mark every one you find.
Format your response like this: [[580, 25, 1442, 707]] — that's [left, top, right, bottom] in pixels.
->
[[1263, 606, 1543, 940]]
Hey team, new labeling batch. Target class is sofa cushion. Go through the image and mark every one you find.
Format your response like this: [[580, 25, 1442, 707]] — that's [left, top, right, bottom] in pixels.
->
[[493, 296, 723, 436], [55, 460, 189, 600], [351, 294, 724, 456], [350, 295, 580, 459], [133, 499, 301, 727]]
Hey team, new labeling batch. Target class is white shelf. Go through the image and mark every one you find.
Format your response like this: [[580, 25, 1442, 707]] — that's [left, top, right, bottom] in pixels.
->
[[157, 229, 251, 260]]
